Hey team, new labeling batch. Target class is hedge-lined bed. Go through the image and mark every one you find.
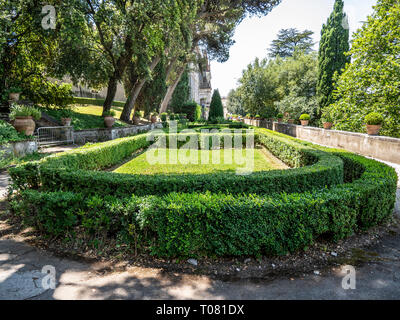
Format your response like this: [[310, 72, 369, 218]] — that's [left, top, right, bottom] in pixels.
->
[[9, 130, 344, 197], [8, 127, 398, 258]]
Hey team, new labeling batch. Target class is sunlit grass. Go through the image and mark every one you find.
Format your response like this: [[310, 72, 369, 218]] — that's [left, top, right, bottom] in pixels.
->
[[114, 148, 286, 175]]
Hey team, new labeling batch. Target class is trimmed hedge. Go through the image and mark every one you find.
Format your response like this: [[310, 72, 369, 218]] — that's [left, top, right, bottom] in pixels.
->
[[12, 150, 397, 257], [8, 126, 397, 258], [9, 130, 345, 197]]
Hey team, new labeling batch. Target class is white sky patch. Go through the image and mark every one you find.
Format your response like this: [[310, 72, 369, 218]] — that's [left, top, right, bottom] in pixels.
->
[[211, 0, 377, 97]]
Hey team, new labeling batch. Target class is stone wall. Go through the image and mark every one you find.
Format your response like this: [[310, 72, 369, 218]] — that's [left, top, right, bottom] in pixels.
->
[[244, 119, 400, 165], [0, 140, 38, 158], [73, 123, 163, 145]]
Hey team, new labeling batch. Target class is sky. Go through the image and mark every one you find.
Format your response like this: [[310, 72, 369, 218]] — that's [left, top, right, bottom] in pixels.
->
[[210, 0, 377, 97]]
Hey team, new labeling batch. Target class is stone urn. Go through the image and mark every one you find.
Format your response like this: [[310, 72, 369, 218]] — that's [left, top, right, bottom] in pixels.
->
[[151, 115, 158, 123], [300, 120, 309, 126], [366, 124, 382, 135], [61, 118, 72, 126], [13, 116, 35, 136], [9, 92, 21, 101], [104, 116, 115, 128], [132, 116, 141, 125], [323, 122, 333, 130]]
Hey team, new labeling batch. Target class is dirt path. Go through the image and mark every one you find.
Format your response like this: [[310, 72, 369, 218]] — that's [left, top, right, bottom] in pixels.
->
[[0, 160, 399, 300]]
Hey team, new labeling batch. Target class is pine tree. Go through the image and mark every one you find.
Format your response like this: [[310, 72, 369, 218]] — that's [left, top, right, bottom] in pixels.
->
[[208, 89, 224, 120], [317, 0, 350, 116]]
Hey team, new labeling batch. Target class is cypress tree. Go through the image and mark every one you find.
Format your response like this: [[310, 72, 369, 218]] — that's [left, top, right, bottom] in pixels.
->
[[317, 0, 350, 116], [208, 89, 224, 120]]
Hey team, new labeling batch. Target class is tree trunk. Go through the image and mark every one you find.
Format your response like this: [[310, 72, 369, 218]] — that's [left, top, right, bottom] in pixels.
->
[[159, 66, 186, 114], [102, 76, 118, 115], [120, 56, 161, 122]]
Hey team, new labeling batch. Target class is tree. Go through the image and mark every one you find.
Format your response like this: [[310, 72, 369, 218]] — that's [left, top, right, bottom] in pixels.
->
[[226, 89, 245, 116], [0, 0, 61, 103], [326, 0, 400, 138], [236, 58, 280, 117], [158, 0, 282, 114], [268, 28, 314, 58], [316, 0, 350, 115], [208, 89, 224, 120], [169, 68, 190, 112], [274, 52, 318, 120]]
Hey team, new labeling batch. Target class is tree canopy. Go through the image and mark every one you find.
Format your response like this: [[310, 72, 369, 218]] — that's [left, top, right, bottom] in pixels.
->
[[317, 0, 350, 115], [326, 0, 400, 138], [268, 28, 314, 58]]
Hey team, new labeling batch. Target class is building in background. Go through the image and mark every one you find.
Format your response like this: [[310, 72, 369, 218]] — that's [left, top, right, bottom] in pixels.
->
[[188, 50, 212, 119]]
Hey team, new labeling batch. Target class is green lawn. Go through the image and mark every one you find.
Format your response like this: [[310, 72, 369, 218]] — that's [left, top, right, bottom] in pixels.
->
[[114, 148, 286, 175], [42, 105, 128, 130]]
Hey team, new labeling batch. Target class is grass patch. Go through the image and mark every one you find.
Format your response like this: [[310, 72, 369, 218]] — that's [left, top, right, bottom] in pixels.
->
[[42, 105, 128, 130], [114, 148, 285, 175]]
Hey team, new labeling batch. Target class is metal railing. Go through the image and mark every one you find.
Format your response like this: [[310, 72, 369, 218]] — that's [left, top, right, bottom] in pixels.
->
[[36, 126, 74, 147]]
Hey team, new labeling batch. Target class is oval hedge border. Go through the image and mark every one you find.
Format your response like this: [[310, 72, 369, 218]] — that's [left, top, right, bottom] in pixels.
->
[[8, 127, 398, 258]]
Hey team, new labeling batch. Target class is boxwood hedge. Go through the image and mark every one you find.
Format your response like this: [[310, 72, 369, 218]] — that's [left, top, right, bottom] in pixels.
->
[[9, 129, 344, 197], [8, 127, 398, 258]]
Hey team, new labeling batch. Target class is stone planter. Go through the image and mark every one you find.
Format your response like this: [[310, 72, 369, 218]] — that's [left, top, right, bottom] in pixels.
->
[[61, 118, 72, 126], [278, 118, 283, 123], [13, 116, 35, 136], [9, 92, 21, 101], [151, 115, 157, 123], [300, 120, 309, 126], [104, 116, 115, 128], [366, 124, 382, 135], [323, 122, 333, 130], [132, 116, 141, 125], [288, 119, 295, 124]]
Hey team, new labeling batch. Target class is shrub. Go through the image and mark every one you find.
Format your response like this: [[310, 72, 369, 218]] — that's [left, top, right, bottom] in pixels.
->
[[299, 114, 311, 121], [174, 101, 201, 122], [8, 126, 397, 258], [208, 89, 224, 121], [9, 104, 41, 121], [277, 113, 284, 119], [103, 110, 116, 117], [160, 113, 168, 122], [10, 129, 344, 198], [365, 112, 383, 125], [13, 149, 397, 257], [0, 120, 30, 145]]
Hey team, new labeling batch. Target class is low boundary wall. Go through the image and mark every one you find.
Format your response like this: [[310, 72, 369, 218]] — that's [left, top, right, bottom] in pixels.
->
[[244, 119, 400, 165]]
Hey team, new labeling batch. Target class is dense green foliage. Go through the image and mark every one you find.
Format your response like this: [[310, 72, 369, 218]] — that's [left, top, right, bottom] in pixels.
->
[[236, 52, 318, 119], [0, 120, 31, 145], [365, 113, 384, 126], [208, 89, 224, 120], [268, 28, 314, 58], [169, 69, 190, 113], [9, 105, 41, 121], [326, 0, 400, 138], [9, 129, 343, 198], [317, 0, 350, 115], [9, 127, 397, 257], [174, 101, 202, 122]]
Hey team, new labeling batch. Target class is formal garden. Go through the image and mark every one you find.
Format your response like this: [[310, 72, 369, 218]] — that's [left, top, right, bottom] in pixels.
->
[[0, 0, 399, 268]]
